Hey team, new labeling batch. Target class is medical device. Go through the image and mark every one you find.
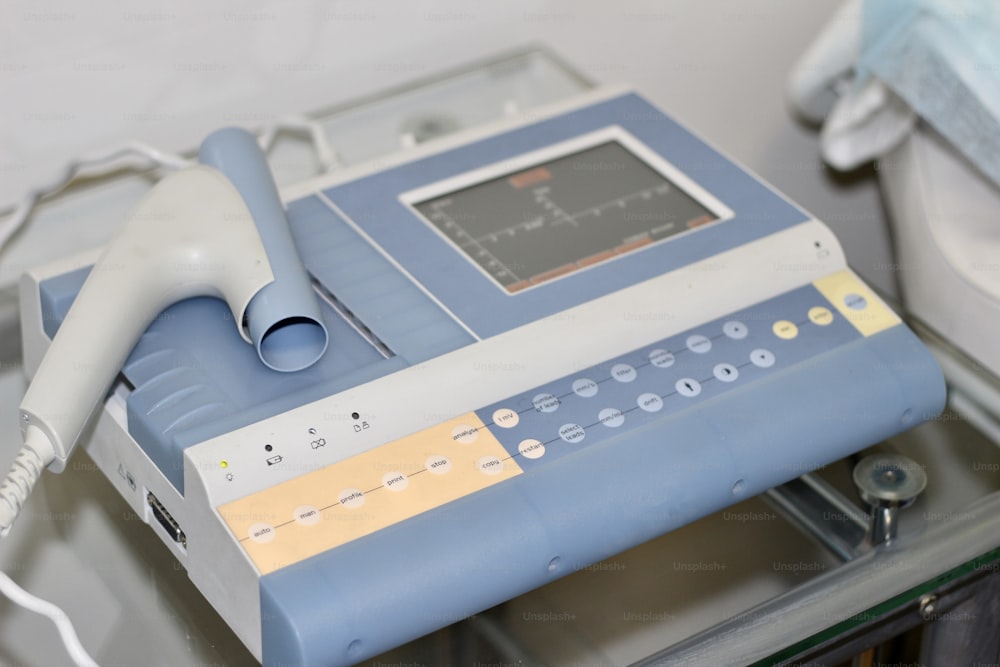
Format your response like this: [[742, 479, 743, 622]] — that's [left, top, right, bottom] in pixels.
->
[[16, 84, 945, 665]]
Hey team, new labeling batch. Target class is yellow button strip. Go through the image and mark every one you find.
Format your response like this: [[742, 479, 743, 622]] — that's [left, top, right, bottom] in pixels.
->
[[219, 413, 523, 575], [813, 269, 900, 337]]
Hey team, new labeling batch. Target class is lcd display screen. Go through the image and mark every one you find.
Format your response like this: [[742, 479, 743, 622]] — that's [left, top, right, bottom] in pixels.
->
[[412, 140, 722, 293]]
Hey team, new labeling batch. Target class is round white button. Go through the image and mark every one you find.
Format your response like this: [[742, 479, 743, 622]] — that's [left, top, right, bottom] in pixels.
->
[[750, 348, 776, 368], [293, 505, 321, 526], [686, 334, 712, 354], [248, 522, 276, 544], [675, 378, 702, 397], [425, 455, 452, 474], [382, 471, 409, 492], [572, 378, 599, 398], [637, 392, 664, 412], [518, 438, 545, 459], [611, 363, 637, 383], [451, 424, 479, 444], [598, 408, 625, 428], [713, 363, 739, 383], [723, 320, 749, 339], [338, 488, 365, 508], [559, 423, 586, 443], [532, 393, 561, 413], [649, 348, 675, 368], [477, 455, 505, 475], [492, 408, 520, 428]]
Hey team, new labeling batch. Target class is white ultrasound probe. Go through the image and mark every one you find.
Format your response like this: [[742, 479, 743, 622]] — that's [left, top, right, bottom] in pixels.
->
[[0, 165, 275, 535], [0, 126, 329, 536]]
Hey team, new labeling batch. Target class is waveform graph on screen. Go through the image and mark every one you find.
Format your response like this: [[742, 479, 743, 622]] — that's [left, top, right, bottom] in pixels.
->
[[412, 138, 727, 294]]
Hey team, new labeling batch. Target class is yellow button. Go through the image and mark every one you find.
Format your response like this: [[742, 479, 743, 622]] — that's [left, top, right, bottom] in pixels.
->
[[772, 320, 799, 339], [808, 306, 834, 326]]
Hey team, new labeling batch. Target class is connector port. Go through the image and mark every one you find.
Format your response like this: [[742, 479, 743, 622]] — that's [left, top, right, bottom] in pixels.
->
[[147, 491, 186, 549]]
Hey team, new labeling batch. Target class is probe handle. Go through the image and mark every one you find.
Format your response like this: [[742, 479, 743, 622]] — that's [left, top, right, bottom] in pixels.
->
[[18, 166, 274, 472]]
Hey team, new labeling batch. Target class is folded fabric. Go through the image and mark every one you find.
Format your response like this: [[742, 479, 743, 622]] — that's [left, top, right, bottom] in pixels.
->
[[791, 0, 1000, 188]]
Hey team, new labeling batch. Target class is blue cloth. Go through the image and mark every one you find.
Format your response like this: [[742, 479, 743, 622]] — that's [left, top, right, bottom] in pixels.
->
[[858, 0, 1000, 186]]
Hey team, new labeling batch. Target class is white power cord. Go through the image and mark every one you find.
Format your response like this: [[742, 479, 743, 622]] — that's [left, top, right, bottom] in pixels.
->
[[0, 569, 99, 667], [0, 115, 338, 257], [257, 115, 340, 173], [0, 142, 194, 255]]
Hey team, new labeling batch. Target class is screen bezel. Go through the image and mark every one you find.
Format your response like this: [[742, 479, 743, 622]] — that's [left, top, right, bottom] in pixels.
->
[[400, 126, 735, 295]]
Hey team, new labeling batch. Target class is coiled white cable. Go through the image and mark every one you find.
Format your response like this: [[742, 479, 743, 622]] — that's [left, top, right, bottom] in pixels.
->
[[256, 115, 340, 173], [0, 142, 194, 255], [0, 427, 53, 538]]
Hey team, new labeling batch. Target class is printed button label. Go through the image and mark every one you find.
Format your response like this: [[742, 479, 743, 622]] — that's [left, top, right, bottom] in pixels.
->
[[772, 320, 799, 340], [611, 363, 637, 383], [686, 334, 712, 354], [248, 522, 276, 544], [338, 488, 365, 508], [572, 378, 599, 397], [559, 423, 586, 443], [808, 306, 834, 326], [518, 438, 545, 459], [382, 472, 409, 492], [844, 293, 868, 310], [477, 456, 504, 475], [649, 349, 675, 368], [293, 505, 321, 526], [637, 392, 664, 412], [492, 408, 520, 428], [598, 408, 625, 428], [532, 393, 561, 413], [451, 424, 479, 444], [425, 455, 452, 475]]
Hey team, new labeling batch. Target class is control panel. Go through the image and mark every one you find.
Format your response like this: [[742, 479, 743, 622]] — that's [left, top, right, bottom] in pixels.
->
[[219, 269, 898, 574]]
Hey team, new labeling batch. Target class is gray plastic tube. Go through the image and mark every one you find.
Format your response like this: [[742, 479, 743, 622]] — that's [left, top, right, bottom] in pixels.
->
[[199, 127, 328, 372]]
